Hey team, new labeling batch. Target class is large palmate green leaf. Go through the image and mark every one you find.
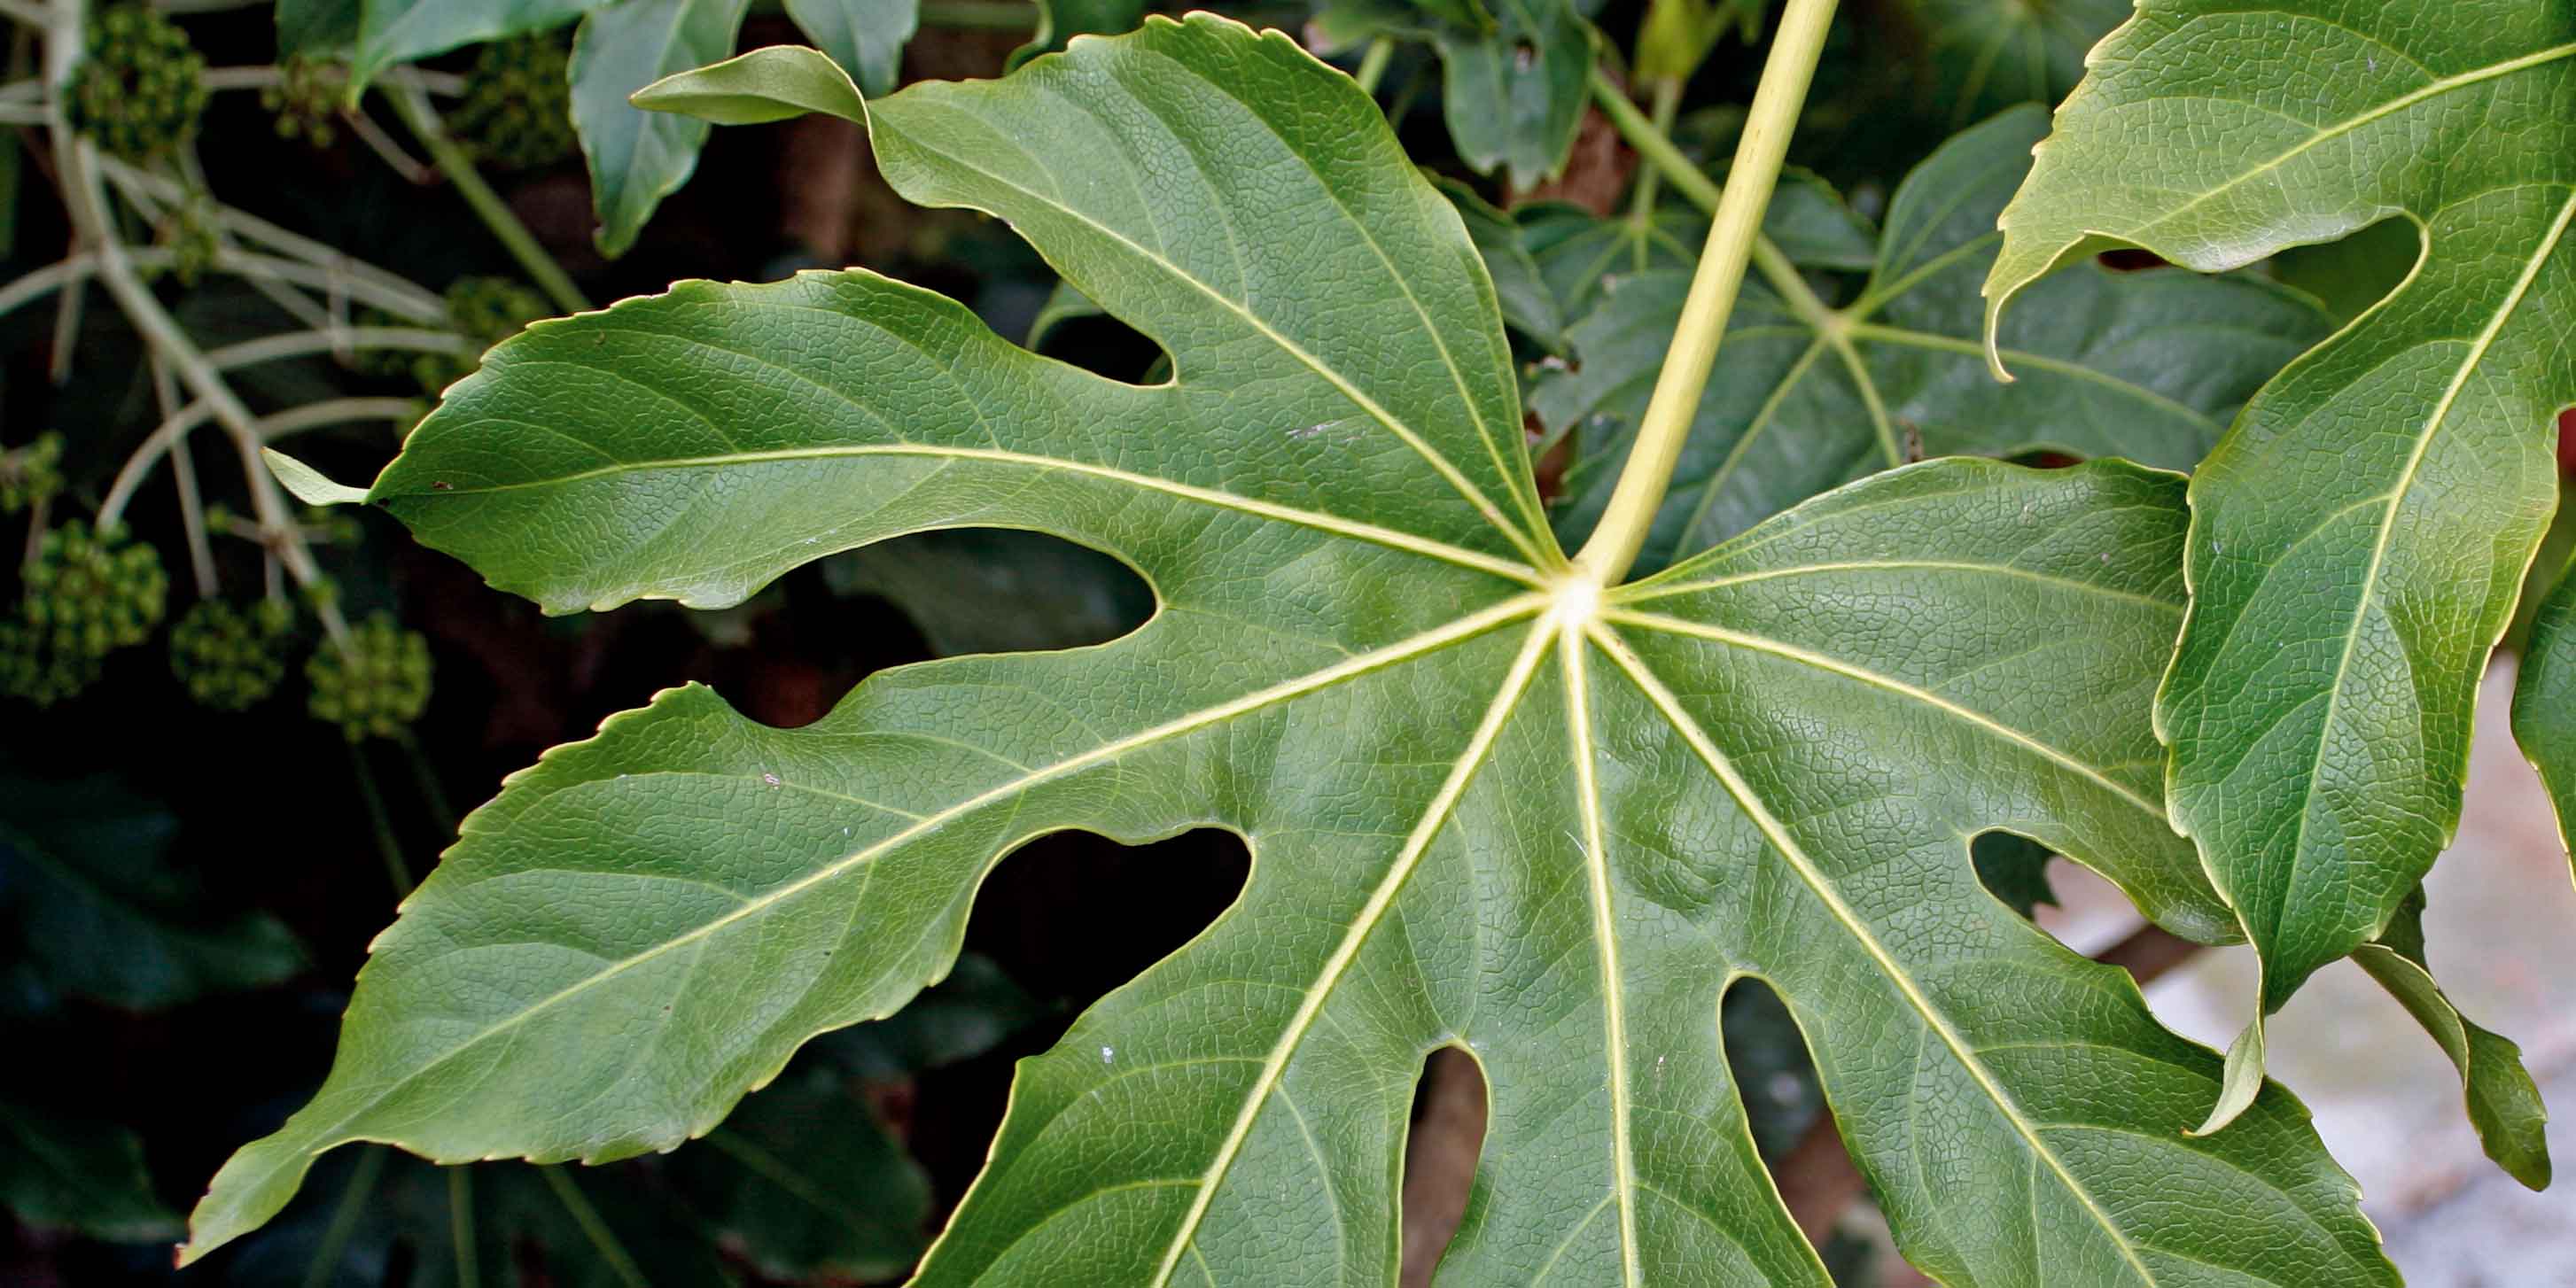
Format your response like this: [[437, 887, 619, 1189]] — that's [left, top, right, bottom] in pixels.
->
[[1987, 0, 2576, 1131], [1552, 106, 2323, 572], [186, 20, 2401, 1284], [571, 0, 751, 257], [2520, 555, 2576, 862]]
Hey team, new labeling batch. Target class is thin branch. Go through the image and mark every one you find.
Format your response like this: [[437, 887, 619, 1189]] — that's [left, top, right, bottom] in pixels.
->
[[97, 157, 446, 317], [45, 252, 80, 383], [0, 253, 90, 318], [253, 396, 418, 439], [352, 744, 413, 899], [46, 0, 346, 643], [1353, 37, 1394, 97], [149, 353, 217, 595], [206, 325, 465, 371], [383, 81, 588, 314], [96, 396, 214, 526], [298, 1146, 387, 1288], [341, 99, 434, 183], [198, 63, 464, 97]]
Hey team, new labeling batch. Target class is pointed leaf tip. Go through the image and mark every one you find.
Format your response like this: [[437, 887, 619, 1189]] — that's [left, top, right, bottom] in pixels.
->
[[261, 448, 371, 507], [631, 45, 868, 126], [2189, 1018, 2268, 1137]]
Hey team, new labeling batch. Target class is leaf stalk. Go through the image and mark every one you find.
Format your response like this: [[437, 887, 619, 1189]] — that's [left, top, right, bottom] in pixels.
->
[[1573, 0, 1840, 585]]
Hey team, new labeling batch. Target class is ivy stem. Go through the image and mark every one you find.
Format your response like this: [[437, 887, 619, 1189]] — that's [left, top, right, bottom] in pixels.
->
[[398, 730, 460, 834], [353, 744, 413, 901], [1623, 75, 1682, 236], [1587, 65, 1837, 333], [147, 354, 217, 596], [381, 82, 590, 315], [1572, 0, 1840, 586], [1353, 36, 1395, 97], [539, 1165, 650, 1288], [448, 1166, 481, 1288], [298, 1145, 387, 1288]]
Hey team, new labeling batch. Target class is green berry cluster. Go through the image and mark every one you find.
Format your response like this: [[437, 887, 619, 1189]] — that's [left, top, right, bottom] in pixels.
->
[[169, 598, 294, 711], [2, 521, 168, 706], [0, 433, 64, 515], [67, 5, 208, 161], [151, 197, 221, 287], [307, 612, 431, 741], [367, 276, 550, 395], [451, 34, 575, 171], [261, 54, 341, 149]]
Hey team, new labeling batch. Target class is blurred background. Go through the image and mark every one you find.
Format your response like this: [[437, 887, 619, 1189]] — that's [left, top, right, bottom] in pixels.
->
[[0, 0, 2569, 1284]]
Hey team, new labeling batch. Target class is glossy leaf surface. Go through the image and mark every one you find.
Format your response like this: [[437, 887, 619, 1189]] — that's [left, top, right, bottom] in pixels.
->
[[1988, 0, 2576, 1128], [191, 19, 2398, 1284], [1553, 107, 2323, 571]]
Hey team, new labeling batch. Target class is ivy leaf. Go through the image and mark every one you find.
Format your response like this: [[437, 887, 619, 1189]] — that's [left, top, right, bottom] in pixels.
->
[[281, 0, 615, 96], [1552, 106, 2324, 572], [786, 0, 919, 97], [1435, 0, 1596, 189], [187, 20, 2400, 1284], [571, 0, 751, 258], [1902, 0, 2130, 127], [2352, 889, 2551, 1191], [1986, 0, 2576, 1133], [2518, 555, 2576, 862], [0, 1098, 180, 1243], [0, 773, 304, 1011]]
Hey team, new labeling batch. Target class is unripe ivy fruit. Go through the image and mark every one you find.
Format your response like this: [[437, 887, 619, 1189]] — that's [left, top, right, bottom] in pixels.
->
[[0, 618, 100, 707], [150, 197, 221, 288], [451, 34, 575, 171], [0, 433, 64, 515], [22, 520, 167, 656], [3, 520, 166, 707], [66, 5, 208, 161], [307, 612, 431, 741], [261, 55, 339, 149], [170, 598, 294, 711]]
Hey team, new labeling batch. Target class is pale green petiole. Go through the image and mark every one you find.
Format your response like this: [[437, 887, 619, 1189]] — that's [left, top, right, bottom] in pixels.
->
[[1572, 0, 1841, 586]]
